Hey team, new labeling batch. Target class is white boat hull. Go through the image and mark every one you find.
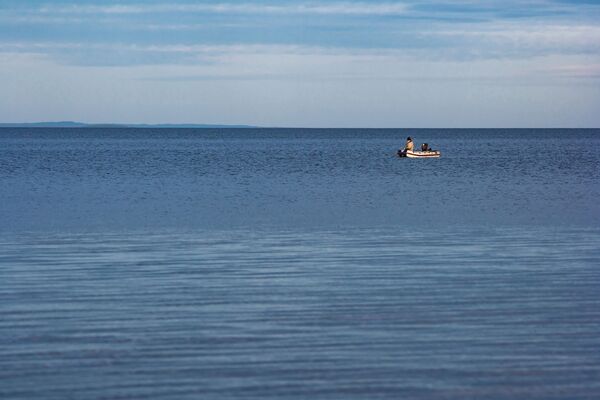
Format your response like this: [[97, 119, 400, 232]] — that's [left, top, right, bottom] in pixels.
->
[[400, 150, 441, 158]]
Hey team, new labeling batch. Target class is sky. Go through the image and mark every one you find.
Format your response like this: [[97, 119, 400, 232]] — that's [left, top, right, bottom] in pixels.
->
[[1, 0, 599, 127]]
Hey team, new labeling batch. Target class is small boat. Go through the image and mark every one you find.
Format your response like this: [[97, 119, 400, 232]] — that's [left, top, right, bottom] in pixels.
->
[[398, 149, 441, 158]]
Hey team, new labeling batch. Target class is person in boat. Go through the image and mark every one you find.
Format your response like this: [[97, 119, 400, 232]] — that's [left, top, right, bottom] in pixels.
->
[[399, 137, 414, 156], [405, 137, 414, 152], [398, 136, 414, 157], [421, 143, 432, 151]]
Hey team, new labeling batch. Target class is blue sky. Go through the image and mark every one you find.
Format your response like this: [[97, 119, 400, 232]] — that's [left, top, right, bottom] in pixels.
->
[[1, 0, 599, 127]]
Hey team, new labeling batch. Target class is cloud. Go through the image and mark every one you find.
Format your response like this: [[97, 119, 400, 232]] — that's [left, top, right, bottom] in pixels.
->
[[2, 41, 595, 87], [38, 2, 409, 16], [2, 1, 599, 83], [424, 22, 600, 57], [2, 16, 599, 68], [7, 0, 598, 26], [2, 1, 599, 127], [541, 63, 600, 79]]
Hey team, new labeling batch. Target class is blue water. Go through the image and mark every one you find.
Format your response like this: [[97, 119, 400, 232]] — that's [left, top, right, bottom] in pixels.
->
[[1, 128, 600, 399]]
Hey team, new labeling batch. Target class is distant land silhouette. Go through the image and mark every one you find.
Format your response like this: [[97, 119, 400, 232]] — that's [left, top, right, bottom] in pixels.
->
[[0, 121, 256, 128]]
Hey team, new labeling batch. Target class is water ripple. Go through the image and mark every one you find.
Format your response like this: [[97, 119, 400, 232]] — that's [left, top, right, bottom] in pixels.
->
[[1, 227, 599, 399]]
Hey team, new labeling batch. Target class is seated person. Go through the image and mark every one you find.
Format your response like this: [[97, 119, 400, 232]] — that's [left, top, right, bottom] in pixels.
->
[[421, 143, 432, 151], [398, 136, 414, 157]]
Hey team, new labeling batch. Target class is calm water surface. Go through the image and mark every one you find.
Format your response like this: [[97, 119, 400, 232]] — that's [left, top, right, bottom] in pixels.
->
[[1, 128, 598, 230], [1, 129, 599, 399]]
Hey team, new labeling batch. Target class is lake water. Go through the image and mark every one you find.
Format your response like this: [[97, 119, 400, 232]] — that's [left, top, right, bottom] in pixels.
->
[[1, 128, 600, 399]]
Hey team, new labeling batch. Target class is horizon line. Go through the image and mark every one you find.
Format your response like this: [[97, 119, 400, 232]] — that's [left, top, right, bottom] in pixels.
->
[[1, 122, 598, 130]]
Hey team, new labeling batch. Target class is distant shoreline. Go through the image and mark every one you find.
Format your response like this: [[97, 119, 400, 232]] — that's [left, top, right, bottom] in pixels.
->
[[0, 122, 257, 129]]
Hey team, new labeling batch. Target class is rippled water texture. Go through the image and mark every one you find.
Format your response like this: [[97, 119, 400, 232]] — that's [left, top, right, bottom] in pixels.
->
[[1, 128, 599, 231], [1, 228, 600, 399], [1, 129, 599, 399]]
